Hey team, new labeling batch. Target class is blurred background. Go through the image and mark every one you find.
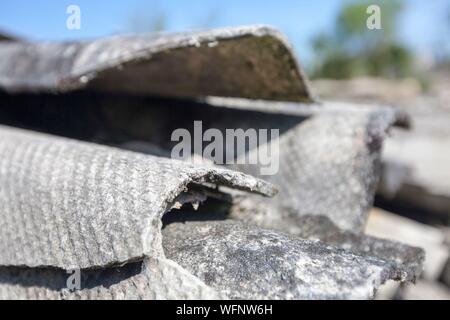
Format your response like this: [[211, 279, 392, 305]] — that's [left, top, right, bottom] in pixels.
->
[[1, 0, 450, 79], [1, 0, 449, 299]]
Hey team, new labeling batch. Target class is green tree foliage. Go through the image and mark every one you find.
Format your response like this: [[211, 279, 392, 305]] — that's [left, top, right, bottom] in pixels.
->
[[311, 0, 414, 79], [128, 10, 167, 33]]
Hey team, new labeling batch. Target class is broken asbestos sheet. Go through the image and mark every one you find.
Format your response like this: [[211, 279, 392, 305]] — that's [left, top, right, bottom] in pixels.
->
[[0, 125, 278, 299], [224, 100, 407, 233], [0, 125, 423, 299], [0, 25, 312, 102], [0, 125, 274, 268], [163, 220, 420, 299]]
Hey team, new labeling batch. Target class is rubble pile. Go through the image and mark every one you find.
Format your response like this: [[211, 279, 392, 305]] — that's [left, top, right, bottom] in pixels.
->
[[0, 26, 426, 299]]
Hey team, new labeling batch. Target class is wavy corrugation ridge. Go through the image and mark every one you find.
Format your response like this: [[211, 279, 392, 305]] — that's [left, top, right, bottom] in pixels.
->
[[0, 25, 313, 102]]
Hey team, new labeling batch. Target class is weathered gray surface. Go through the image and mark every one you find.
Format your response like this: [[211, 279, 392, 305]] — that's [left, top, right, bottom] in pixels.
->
[[0, 258, 223, 300], [224, 100, 403, 232], [0, 125, 275, 270], [0, 216, 423, 300], [0, 25, 312, 102], [257, 214, 424, 282], [163, 220, 417, 299]]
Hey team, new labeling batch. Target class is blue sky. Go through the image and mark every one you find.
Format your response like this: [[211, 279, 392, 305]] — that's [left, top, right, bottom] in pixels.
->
[[0, 0, 449, 65]]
